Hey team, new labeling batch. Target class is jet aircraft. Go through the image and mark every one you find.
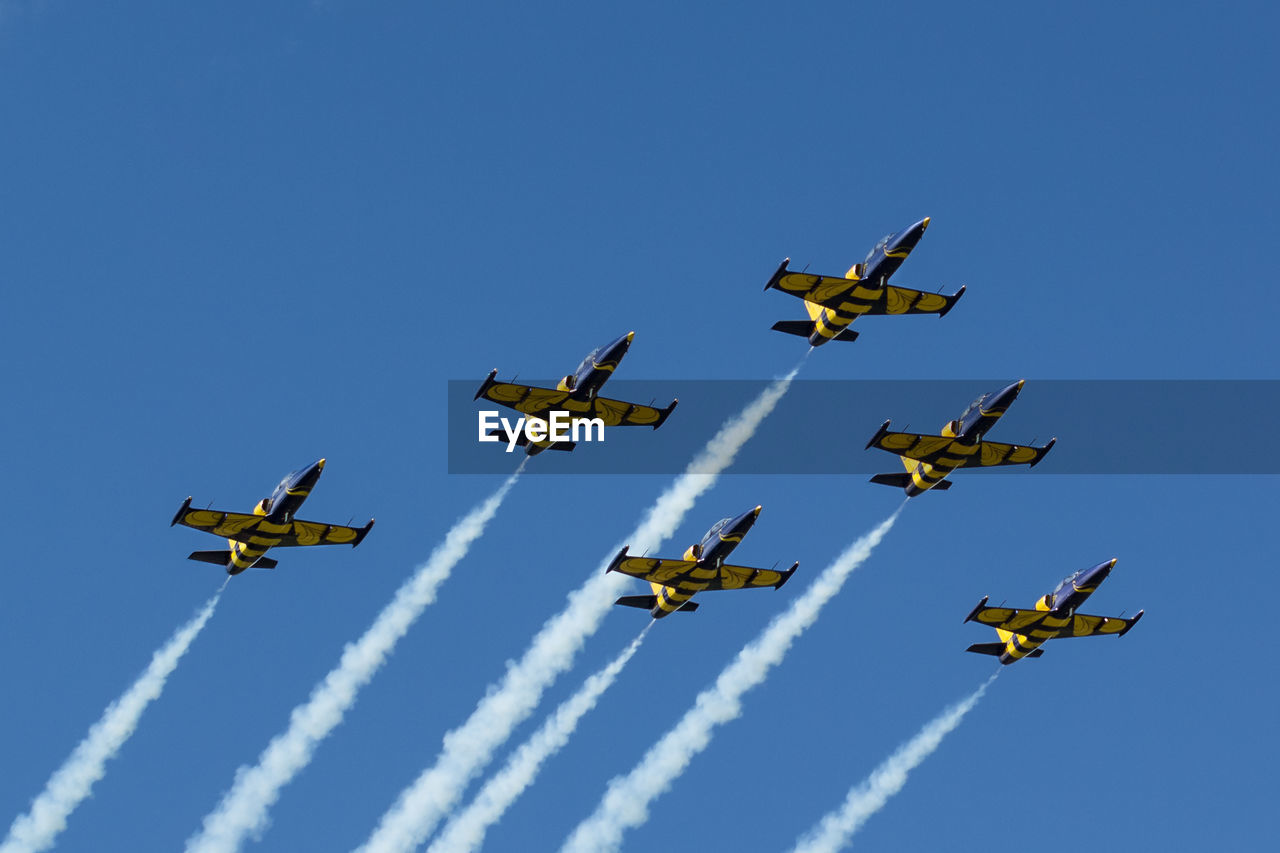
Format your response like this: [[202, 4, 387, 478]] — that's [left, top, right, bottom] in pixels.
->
[[607, 506, 797, 619], [964, 559, 1144, 664], [171, 459, 375, 575], [763, 217, 965, 347], [474, 331, 678, 455], [865, 379, 1055, 496]]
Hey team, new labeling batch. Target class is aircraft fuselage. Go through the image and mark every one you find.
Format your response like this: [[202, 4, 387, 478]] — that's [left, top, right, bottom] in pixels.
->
[[517, 331, 634, 456], [805, 217, 930, 347], [990, 560, 1115, 664], [225, 459, 325, 574], [901, 380, 1025, 496], [647, 506, 760, 618]]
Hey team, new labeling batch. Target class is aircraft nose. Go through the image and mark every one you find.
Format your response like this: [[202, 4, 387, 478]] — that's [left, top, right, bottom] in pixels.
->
[[598, 331, 634, 365], [296, 458, 326, 487], [991, 379, 1025, 408], [893, 217, 931, 251], [608, 331, 634, 352], [1079, 558, 1116, 590], [729, 506, 762, 536]]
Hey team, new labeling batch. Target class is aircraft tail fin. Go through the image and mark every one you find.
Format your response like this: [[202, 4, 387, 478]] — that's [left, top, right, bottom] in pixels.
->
[[869, 473, 951, 491], [770, 321, 859, 343], [965, 642, 1043, 659], [614, 595, 699, 613]]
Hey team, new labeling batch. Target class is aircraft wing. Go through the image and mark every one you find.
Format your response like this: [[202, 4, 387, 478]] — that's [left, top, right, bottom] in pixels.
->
[[172, 505, 270, 544], [475, 373, 677, 428], [270, 518, 375, 547], [955, 438, 1056, 468], [966, 604, 1054, 636], [865, 426, 960, 465], [589, 395, 678, 427], [766, 268, 868, 308], [858, 284, 965, 317], [703, 561, 798, 591], [866, 425, 1054, 469], [475, 379, 573, 416], [765, 263, 964, 317], [966, 602, 1143, 639], [171, 500, 374, 548], [607, 550, 796, 591], [606, 553, 699, 585], [1058, 611, 1145, 638]]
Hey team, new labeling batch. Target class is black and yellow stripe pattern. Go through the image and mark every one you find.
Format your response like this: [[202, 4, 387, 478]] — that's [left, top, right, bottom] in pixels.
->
[[173, 502, 374, 574], [475, 376, 676, 429], [768, 270, 963, 344], [607, 552, 796, 619], [966, 602, 1142, 663]]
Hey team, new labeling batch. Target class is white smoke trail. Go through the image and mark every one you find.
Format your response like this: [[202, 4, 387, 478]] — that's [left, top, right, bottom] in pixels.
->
[[358, 366, 801, 853], [560, 509, 901, 853], [1, 586, 225, 853], [790, 672, 1000, 853], [185, 467, 523, 853], [428, 624, 652, 853]]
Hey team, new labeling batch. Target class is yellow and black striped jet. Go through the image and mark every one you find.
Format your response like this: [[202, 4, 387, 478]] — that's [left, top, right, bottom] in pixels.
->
[[607, 506, 797, 619], [964, 559, 1144, 665], [171, 459, 374, 575], [865, 379, 1055, 497], [763, 217, 965, 347], [474, 331, 678, 455]]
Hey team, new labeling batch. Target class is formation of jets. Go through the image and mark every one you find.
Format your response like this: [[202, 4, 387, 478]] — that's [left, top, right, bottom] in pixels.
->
[[172, 217, 1143, 666]]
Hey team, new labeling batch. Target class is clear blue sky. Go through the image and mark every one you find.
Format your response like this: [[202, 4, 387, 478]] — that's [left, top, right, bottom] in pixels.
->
[[2, 2, 1275, 850]]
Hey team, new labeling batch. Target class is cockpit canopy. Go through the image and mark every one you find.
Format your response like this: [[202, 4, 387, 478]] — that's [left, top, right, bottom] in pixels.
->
[[271, 466, 311, 503], [958, 394, 987, 422], [864, 234, 892, 269], [702, 517, 732, 546], [1050, 571, 1082, 606], [572, 349, 599, 381]]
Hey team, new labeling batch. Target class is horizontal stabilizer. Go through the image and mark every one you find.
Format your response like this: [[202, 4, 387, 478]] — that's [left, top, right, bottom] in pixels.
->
[[868, 473, 952, 490], [770, 321, 859, 342], [868, 473, 909, 489], [613, 595, 699, 613], [965, 642, 1043, 659], [483, 429, 576, 452], [771, 320, 815, 338], [186, 551, 277, 569], [187, 550, 231, 566]]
